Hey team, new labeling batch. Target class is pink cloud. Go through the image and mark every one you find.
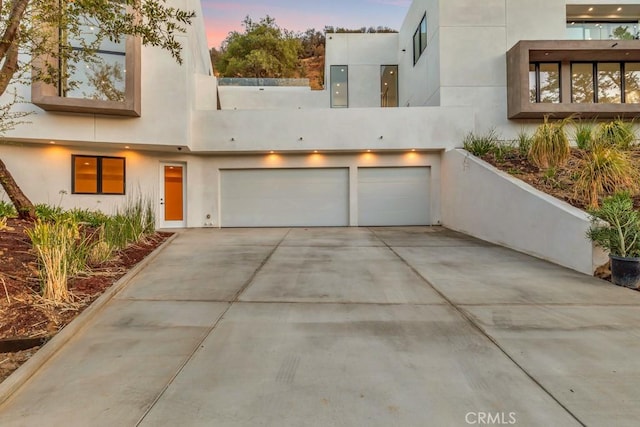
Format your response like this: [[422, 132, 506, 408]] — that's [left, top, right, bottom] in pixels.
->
[[369, 0, 411, 6]]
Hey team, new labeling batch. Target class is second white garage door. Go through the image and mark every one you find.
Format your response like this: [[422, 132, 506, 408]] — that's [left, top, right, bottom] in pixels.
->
[[358, 167, 431, 226], [220, 168, 349, 227]]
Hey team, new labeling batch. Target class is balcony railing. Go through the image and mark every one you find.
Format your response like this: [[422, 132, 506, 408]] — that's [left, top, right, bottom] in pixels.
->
[[218, 78, 310, 87]]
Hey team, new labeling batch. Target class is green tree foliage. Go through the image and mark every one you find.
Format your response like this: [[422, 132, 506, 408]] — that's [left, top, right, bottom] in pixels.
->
[[0, 0, 195, 219], [217, 16, 302, 78], [210, 47, 221, 73], [299, 28, 325, 58]]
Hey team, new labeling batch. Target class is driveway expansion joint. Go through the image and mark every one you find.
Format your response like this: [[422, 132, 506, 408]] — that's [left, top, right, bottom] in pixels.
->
[[368, 227, 587, 427]]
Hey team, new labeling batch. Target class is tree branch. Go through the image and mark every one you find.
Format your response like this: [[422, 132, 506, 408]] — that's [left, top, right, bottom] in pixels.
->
[[0, 28, 20, 95], [0, 0, 29, 59]]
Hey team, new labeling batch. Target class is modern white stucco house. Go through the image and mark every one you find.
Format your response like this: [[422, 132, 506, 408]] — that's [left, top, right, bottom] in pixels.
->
[[2, 0, 640, 273]]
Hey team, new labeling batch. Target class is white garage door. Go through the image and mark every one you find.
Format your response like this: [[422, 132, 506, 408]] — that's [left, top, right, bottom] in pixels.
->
[[221, 168, 349, 227], [358, 167, 431, 226]]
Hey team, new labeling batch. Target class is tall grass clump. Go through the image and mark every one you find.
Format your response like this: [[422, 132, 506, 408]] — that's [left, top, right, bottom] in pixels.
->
[[103, 194, 155, 250], [595, 119, 636, 150], [573, 120, 594, 150], [516, 129, 533, 158], [26, 220, 78, 303], [0, 200, 17, 218], [574, 143, 640, 208], [528, 116, 571, 170], [462, 129, 499, 156]]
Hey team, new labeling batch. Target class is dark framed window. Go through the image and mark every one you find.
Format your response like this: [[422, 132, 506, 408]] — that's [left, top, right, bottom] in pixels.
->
[[571, 61, 640, 104], [413, 14, 427, 65], [529, 62, 561, 103], [381, 65, 398, 107], [72, 155, 125, 195], [330, 65, 348, 108]]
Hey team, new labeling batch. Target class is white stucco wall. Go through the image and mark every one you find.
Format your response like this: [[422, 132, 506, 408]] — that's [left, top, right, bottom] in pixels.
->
[[324, 33, 400, 108], [0, 143, 443, 228], [441, 149, 607, 274], [191, 106, 474, 153], [218, 86, 327, 110], [1, 0, 214, 149], [398, 0, 440, 107]]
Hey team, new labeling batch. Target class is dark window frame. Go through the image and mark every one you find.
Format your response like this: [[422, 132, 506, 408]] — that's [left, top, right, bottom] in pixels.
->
[[570, 61, 632, 103], [530, 62, 562, 103], [380, 64, 399, 107], [330, 65, 349, 108], [413, 14, 427, 66], [71, 155, 126, 195]]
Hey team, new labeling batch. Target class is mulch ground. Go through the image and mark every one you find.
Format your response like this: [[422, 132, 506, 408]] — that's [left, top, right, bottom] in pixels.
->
[[0, 218, 171, 383], [479, 148, 640, 211]]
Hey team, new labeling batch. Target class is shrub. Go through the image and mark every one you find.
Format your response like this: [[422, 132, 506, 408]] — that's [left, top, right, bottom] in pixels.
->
[[528, 116, 571, 170], [573, 120, 594, 150], [574, 144, 640, 208], [587, 192, 640, 258], [0, 200, 17, 218], [595, 119, 636, 150], [462, 129, 499, 156], [35, 204, 65, 221], [67, 208, 110, 227]]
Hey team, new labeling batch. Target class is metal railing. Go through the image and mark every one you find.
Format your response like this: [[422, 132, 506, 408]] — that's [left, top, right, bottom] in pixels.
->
[[218, 78, 310, 87]]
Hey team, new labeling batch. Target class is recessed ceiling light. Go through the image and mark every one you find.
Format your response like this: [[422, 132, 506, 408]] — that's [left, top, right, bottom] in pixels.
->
[[49, 141, 55, 144], [366, 149, 371, 153], [124, 146, 130, 149], [588, 7, 593, 12], [269, 151, 275, 154], [617, 7, 622, 12]]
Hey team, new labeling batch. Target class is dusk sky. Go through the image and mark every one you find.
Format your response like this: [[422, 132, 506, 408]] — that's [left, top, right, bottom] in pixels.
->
[[201, 0, 412, 49]]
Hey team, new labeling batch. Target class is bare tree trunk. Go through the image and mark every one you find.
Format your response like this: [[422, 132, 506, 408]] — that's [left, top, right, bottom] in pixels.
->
[[0, 157, 35, 220]]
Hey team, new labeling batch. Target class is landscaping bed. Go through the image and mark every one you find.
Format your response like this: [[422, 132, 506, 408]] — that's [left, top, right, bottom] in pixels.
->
[[479, 148, 640, 212], [0, 217, 171, 383]]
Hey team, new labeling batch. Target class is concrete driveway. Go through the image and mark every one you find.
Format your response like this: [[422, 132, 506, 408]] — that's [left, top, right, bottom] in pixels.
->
[[1, 227, 640, 426]]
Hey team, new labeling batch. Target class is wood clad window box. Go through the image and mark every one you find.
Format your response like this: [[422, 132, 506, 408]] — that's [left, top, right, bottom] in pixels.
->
[[507, 40, 640, 119], [32, 37, 141, 117]]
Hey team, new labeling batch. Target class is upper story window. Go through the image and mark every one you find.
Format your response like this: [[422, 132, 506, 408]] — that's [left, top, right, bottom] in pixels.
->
[[529, 63, 561, 103], [63, 25, 126, 101], [570, 62, 640, 104], [330, 65, 348, 108], [413, 14, 427, 65], [507, 40, 640, 119], [32, 17, 141, 117], [567, 21, 639, 40], [381, 65, 398, 107]]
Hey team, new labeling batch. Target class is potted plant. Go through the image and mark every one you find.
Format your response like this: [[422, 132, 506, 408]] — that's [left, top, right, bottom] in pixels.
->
[[587, 192, 640, 288]]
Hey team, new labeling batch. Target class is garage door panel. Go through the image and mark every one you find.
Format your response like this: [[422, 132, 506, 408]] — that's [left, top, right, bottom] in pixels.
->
[[358, 167, 430, 226], [221, 169, 349, 227]]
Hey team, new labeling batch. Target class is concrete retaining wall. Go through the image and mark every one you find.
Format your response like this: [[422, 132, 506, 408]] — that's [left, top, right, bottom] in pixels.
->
[[441, 148, 607, 274]]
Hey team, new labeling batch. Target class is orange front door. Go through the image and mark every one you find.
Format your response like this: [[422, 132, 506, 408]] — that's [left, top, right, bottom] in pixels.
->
[[164, 166, 183, 221]]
